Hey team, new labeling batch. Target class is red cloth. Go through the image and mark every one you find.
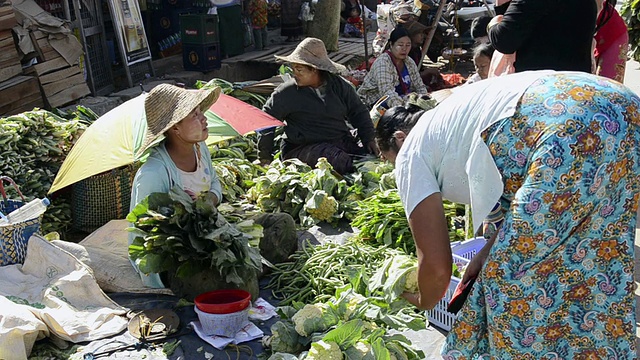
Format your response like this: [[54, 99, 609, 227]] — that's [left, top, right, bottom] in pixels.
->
[[347, 16, 364, 34], [594, 5, 627, 58]]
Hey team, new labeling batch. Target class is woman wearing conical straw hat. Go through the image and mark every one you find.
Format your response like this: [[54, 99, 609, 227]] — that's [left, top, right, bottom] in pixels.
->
[[257, 38, 379, 175], [129, 84, 223, 288]]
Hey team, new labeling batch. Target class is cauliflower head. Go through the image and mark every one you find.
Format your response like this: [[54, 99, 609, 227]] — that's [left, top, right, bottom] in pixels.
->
[[291, 303, 339, 337], [341, 293, 368, 320], [316, 157, 334, 171], [266, 321, 303, 354], [404, 267, 419, 293], [344, 341, 375, 359], [304, 190, 339, 222], [305, 340, 343, 360]]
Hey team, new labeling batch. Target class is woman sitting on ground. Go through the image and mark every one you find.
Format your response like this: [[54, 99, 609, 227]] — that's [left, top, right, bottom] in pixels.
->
[[357, 26, 428, 110], [129, 83, 223, 288], [257, 38, 379, 175]]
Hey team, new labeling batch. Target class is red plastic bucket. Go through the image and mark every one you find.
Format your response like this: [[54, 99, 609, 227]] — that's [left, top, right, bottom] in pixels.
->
[[194, 289, 251, 314]]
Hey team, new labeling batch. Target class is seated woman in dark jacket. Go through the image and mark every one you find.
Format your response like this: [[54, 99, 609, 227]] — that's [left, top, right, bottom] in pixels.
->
[[257, 38, 379, 175]]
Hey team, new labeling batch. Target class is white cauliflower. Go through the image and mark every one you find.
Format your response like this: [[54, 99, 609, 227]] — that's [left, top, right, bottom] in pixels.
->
[[353, 341, 373, 358], [342, 293, 367, 320], [343, 341, 376, 360], [305, 340, 343, 360], [404, 267, 419, 293], [316, 157, 333, 171], [304, 190, 339, 222], [292, 303, 339, 337]]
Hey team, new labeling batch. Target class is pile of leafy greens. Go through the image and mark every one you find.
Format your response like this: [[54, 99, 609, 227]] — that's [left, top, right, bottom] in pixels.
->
[[127, 186, 261, 285]]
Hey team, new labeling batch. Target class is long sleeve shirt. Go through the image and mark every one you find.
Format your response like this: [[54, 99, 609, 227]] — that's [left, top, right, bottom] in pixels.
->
[[488, 0, 596, 73], [257, 74, 375, 161], [357, 53, 428, 108]]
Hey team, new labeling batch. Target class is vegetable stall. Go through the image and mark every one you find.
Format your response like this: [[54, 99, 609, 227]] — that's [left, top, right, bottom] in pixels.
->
[[1, 79, 475, 359]]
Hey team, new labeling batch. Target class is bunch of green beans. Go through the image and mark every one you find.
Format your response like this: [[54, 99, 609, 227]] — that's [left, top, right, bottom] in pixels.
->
[[267, 240, 407, 305]]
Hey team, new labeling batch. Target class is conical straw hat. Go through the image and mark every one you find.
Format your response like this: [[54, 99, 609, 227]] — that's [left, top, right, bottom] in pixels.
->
[[138, 84, 221, 155], [275, 38, 347, 74]]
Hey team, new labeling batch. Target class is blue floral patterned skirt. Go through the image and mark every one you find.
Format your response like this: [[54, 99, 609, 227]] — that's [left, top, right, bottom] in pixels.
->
[[443, 73, 640, 359]]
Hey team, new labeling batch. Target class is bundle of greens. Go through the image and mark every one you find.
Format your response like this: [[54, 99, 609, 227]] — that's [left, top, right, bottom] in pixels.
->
[[351, 190, 414, 254], [0, 109, 89, 234], [196, 78, 267, 109], [266, 240, 418, 306], [209, 136, 260, 162], [127, 186, 261, 285], [346, 159, 396, 199]]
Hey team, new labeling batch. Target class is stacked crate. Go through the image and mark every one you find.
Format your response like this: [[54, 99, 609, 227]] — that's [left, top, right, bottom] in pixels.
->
[[180, 13, 221, 72], [146, 0, 192, 58], [27, 30, 91, 109], [0, 3, 44, 116]]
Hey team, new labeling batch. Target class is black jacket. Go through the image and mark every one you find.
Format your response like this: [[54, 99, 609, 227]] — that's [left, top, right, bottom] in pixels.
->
[[489, 0, 597, 73], [257, 74, 374, 161]]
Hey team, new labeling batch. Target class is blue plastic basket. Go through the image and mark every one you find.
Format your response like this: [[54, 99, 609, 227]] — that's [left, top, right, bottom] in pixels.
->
[[0, 176, 43, 266]]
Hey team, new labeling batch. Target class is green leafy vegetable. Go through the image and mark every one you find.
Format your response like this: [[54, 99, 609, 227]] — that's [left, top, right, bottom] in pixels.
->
[[127, 186, 261, 285]]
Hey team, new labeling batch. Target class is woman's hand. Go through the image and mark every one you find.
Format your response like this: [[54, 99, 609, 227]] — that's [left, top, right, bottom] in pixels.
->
[[407, 193, 453, 310], [487, 14, 503, 31], [365, 140, 380, 156], [401, 292, 420, 307], [461, 229, 498, 284]]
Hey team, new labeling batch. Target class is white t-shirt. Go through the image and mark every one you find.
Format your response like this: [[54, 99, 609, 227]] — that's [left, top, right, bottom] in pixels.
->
[[395, 70, 555, 230], [178, 149, 211, 199]]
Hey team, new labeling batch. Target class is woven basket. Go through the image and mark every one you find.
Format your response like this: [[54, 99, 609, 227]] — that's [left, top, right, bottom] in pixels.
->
[[0, 176, 43, 266], [71, 163, 139, 233]]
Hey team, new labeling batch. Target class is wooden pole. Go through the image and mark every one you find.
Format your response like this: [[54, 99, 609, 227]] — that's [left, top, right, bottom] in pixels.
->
[[419, 0, 446, 70], [361, 2, 370, 70], [481, 0, 495, 17]]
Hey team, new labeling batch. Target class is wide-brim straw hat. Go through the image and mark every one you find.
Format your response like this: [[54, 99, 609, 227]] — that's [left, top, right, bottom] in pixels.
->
[[138, 84, 221, 155], [405, 20, 429, 37], [275, 37, 347, 75]]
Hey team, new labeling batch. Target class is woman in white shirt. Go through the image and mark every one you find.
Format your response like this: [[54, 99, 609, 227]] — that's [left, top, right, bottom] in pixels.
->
[[376, 71, 640, 359]]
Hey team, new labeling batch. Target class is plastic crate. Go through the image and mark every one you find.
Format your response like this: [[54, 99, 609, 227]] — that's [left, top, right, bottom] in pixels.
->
[[182, 43, 221, 72], [180, 14, 219, 45], [427, 237, 486, 331]]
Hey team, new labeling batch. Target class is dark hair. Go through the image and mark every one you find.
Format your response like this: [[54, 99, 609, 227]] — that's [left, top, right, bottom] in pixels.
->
[[595, 0, 617, 34], [388, 26, 411, 45], [473, 42, 494, 59], [470, 16, 491, 39], [375, 104, 424, 152]]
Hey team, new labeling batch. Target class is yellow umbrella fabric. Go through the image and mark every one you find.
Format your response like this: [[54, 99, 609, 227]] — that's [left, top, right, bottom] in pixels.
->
[[49, 94, 239, 194]]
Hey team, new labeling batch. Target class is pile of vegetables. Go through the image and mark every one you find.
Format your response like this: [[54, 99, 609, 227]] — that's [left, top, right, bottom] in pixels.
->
[[207, 136, 266, 202], [0, 109, 93, 234], [127, 186, 262, 284], [246, 158, 354, 226], [264, 241, 427, 359], [351, 190, 414, 254], [266, 241, 399, 305], [266, 298, 425, 360], [196, 78, 268, 109]]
